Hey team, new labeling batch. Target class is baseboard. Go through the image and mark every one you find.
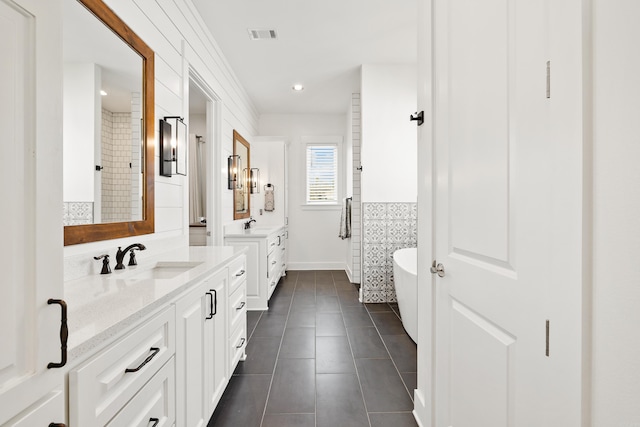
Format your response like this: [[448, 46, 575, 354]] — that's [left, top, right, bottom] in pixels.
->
[[287, 261, 346, 271], [413, 389, 429, 427], [345, 263, 353, 282]]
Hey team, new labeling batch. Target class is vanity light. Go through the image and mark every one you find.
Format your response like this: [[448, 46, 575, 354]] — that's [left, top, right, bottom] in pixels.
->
[[228, 155, 242, 190], [159, 118, 173, 177], [250, 168, 260, 193], [292, 84, 304, 92], [163, 116, 187, 176]]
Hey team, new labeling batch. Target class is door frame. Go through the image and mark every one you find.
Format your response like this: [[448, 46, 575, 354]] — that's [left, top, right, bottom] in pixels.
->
[[182, 41, 223, 246]]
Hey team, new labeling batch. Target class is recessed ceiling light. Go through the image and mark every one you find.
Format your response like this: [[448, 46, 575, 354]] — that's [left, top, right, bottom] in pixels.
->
[[100, 90, 107, 96], [292, 84, 304, 92]]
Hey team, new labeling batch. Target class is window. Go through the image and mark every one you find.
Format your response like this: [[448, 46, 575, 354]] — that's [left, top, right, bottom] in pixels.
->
[[306, 144, 338, 204]]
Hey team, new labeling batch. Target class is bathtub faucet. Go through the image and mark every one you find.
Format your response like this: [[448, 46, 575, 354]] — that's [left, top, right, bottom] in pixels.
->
[[115, 243, 146, 270]]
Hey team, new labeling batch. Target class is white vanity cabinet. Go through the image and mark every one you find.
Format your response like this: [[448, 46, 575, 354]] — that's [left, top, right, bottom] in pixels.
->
[[63, 247, 248, 427], [225, 226, 285, 310], [69, 307, 176, 426], [227, 256, 248, 375], [174, 268, 228, 427]]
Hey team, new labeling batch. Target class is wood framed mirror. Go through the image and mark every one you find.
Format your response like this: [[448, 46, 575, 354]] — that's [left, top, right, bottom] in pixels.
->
[[63, 0, 154, 245], [232, 130, 251, 220]]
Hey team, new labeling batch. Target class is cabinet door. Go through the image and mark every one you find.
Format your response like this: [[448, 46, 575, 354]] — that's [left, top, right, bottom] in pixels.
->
[[0, 0, 64, 423], [204, 270, 228, 415], [175, 281, 209, 427]]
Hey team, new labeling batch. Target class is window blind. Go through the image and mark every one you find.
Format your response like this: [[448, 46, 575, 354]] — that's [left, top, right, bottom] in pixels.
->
[[306, 145, 337, 203]]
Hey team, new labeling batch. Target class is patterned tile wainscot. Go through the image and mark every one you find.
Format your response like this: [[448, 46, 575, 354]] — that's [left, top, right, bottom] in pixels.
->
[[362, 202, 417, 303]]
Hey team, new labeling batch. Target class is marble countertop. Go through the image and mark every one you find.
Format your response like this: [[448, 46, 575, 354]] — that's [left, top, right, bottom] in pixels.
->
[[224, 224, 284, 238], [64, 246, 247, 361]]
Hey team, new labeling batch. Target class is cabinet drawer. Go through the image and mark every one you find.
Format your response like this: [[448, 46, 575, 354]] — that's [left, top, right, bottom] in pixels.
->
[[228, 322, 246, 373], [267, 233, 280, 255], [228, 285, 247, 333], [266, 250, 280, 278], [228, 255, 247, 296], [267, 276, 279, 299], [107, 357, 175, 427], [70, 307, 175, 427]]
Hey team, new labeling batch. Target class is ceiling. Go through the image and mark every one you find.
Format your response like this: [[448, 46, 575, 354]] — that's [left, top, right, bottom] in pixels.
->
[[191, 0, 418, 115]]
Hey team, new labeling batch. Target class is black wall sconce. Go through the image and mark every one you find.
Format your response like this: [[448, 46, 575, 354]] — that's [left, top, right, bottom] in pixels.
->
[[160, 116, 187, 177], [250, 168, 260, 194], [228, 155, 242, 189]]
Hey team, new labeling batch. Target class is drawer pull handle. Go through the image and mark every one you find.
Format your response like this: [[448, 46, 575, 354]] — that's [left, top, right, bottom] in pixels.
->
[[270, 242, 276, 247], [125, 347, 160, 373], [49, 424, 66, 427], [236, 338, 246, 349], [271, 260, 277, 265], [235, 269, 245, 277], [149, 418, 160, 427], [277, 235, 281, 245], [206, 289, 218, 319], [236, 301, 246, 311], [270, 281, 276, 287], [47, 299, 68, 369]]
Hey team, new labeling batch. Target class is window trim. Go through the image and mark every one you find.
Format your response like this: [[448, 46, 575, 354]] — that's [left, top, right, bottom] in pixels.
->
[[302, 136, 343, 208]]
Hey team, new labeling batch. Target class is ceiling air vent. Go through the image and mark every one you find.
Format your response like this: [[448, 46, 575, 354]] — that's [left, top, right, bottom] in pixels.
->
[[248, 29, 278, 41]]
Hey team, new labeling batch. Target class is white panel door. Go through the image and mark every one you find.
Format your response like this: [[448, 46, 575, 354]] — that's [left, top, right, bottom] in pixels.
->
[[432, 0, 581, 425], [175, 282, 208, 427], [0, 0, 64, 423], [204, 270, 228, 415]]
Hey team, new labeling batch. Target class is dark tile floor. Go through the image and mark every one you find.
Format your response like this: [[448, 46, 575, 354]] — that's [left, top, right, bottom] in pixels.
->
[[208, 270, 418, 427]]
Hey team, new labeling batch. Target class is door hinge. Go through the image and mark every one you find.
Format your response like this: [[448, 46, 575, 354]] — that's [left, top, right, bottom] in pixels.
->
[[546, 61, 551, 99], [545, 319, 550, 357]]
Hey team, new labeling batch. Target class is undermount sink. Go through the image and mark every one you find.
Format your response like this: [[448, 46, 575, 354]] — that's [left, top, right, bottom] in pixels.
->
[[128, 262, 203, 281]]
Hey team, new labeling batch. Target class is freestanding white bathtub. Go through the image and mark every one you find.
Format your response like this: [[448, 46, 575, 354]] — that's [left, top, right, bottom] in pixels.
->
[[392, 247, 418, 343]]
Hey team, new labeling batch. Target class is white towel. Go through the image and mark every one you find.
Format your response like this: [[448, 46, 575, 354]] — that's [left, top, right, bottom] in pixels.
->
[[264, 185, 275, 212]]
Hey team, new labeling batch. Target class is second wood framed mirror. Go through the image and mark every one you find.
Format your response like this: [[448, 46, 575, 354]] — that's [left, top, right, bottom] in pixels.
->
[[232, 130, 250, 220]]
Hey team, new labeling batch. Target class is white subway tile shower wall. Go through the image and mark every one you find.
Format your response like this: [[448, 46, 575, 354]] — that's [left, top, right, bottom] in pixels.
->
[[351, 93, 362, 284], [362, 202, 416, 303], [101, 109, 133, 223], [130, 92, 142, 221]]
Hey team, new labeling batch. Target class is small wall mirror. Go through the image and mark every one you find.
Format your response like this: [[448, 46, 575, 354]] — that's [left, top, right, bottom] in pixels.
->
[[233, 130, 251, 220], [63, 0, 155, 245]]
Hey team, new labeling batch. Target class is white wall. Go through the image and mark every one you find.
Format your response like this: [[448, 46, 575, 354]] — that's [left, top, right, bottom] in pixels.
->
[[360, 64, 417, 202], [63, 63, 100, 202], [189, 113, 206, 136], [592, 0, 640, 424], [63, 0, 258, 279], [259, 114, 347, 270]]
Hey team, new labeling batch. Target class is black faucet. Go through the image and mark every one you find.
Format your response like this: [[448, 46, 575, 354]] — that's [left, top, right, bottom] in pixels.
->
[[93, 254, 111, 274], [244, 217, 256, 229], [115, 243, 146, 270]]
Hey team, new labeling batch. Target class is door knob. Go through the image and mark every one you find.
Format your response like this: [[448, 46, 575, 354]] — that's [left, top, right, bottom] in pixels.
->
[[430, 260, 445, 277]]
